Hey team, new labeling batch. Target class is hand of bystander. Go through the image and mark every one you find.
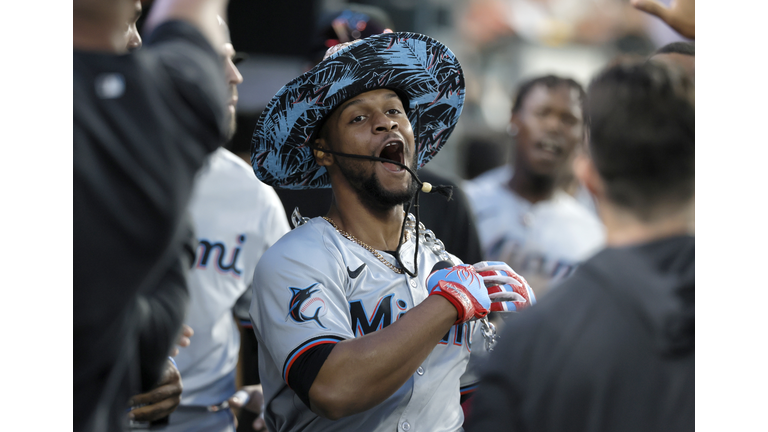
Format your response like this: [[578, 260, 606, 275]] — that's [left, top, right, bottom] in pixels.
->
[[128, 359, 183, 422], [631, 0, 695, 38]]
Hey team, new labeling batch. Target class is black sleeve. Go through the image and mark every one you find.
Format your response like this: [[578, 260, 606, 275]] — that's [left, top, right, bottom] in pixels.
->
[[463, 373, 523, 432], [286, 343, 339, 409], [136, 216, 196, 392], [464, 306, 541, 432], [74, 19, 229, 432], [74, 19, 228, 316], [143, 20, 229, 150]]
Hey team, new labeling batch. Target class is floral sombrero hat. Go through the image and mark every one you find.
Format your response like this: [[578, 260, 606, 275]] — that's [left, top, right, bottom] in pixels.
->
[[251, 32, 465, 190]]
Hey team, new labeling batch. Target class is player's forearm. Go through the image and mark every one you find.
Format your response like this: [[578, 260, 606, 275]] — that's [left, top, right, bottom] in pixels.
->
[[308, 295, 458, 420], [144, 0, 228, 50], [136, 253, 191, 392]]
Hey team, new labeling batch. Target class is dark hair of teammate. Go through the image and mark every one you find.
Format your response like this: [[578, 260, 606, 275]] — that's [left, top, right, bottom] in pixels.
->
[[511, 75, 586, 115], [654, 41, 694, 56], [585, 61, 694, 221]]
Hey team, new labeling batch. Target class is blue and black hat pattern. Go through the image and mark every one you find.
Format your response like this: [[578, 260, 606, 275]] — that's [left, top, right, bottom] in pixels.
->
[[251, 32, 465, 190]]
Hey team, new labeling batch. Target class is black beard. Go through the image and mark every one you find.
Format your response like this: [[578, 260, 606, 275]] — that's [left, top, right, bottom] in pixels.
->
[[337, 152, 419, 212]]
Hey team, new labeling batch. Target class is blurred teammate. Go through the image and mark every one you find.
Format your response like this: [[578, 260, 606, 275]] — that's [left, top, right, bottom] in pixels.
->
[[118, 3, 183, 428], [464, 75, 605, 297], [651, 41, 694, 82], [160, 17, 289, 432], [74, 0, 230, 430], [466, 59, 695, 432]]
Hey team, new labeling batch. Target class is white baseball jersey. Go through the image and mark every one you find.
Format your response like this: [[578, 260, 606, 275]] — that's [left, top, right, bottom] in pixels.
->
[[171, 148, 290, 411], [464, 165, 605, 296], [250, 217, 480, 432]]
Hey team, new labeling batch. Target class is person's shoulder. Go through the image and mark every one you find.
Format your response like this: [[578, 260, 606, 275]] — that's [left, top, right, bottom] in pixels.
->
[[215, 147, 252, 170], [211, 148, 259, 179], [551, 191, 603, 225], [259, 218, 332, 254], [130, 21, 219, 79], [463, 166, 511, 201], [206, 149, 278, 193], [512, 266, 603, 331], [255, 218, 344, 275], [464, 166, 510, 192], [142, 20, 215, 53], [466, 165, 511, 185]]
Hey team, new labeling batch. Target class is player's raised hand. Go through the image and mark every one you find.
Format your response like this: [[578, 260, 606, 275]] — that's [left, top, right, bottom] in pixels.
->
[[427, 264, 490, 324], [227, 385, 266, 431], [128, 358, 183, 422], [170, 324, 194, 357], [473, 261, 536, 312], [631, 0, 695, 39]]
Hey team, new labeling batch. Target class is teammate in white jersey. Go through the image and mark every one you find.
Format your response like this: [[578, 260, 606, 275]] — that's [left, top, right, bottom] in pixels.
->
[[464, 75, 605, 297], [158, 18, 289, 432], [164, 147, 288, 432], [248, 33, 534, 432]]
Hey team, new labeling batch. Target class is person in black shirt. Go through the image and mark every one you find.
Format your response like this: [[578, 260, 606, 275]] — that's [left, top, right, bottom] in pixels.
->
[[74, 0, 231, 431], [465, 60, 694, 432]]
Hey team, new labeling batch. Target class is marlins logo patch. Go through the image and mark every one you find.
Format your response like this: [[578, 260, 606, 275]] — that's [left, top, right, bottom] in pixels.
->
[[287, 283, 327, 328]]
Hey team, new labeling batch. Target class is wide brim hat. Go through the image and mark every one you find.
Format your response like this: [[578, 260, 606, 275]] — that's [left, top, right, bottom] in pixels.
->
[[251, 32, 465, 190]]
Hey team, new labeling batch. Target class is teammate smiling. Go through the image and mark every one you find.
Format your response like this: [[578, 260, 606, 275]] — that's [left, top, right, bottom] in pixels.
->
[[465, 75, 605, 297]]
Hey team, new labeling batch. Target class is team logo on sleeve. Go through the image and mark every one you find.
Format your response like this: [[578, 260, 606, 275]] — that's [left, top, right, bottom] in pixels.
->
[[287, 283, 327, 329]]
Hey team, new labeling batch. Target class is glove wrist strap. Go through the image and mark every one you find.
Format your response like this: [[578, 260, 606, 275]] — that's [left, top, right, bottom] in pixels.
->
[[430, 290, 468, 325], [429, 280, 486, 324]]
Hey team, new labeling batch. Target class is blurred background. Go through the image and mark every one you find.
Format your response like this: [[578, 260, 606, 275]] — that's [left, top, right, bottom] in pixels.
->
[[140, 0, 690, 182]]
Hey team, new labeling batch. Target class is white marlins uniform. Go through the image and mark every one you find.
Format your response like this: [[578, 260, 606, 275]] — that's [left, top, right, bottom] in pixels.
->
[[250, 217, 480, 432], [464, 166, 605, 296], [167, 148, 290, 431]]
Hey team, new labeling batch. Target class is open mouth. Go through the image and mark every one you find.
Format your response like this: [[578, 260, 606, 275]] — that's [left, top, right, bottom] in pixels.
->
[[378, 141, 405, 172], [536, 138, 563, 156]]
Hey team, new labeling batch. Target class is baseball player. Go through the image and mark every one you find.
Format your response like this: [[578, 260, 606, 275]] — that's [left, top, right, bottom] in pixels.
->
[[121, 15, 287, 431], [160, 18, 289, 432], [163, 146, 288, 432], [248, 33, 535, 432], [463, 75, 605, 296]]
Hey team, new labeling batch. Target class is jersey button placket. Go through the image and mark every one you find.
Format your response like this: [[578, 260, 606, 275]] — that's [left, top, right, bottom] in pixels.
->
[[401, 421, 411, 431]]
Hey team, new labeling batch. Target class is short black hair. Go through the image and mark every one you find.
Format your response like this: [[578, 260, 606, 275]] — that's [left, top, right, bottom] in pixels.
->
[[511, 75, 585, 114], [586, 60, 694, 220], [654, 41, 695, 56]]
